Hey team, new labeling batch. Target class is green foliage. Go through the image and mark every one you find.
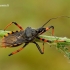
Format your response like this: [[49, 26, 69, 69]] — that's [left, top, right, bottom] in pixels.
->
[[0, 30, 10, 37], [40, 35, 70, 59]]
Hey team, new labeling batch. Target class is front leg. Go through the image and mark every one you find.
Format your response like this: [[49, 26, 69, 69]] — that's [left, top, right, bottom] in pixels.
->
[[37, 26, 54, 36], [46, 26, 54, 36]]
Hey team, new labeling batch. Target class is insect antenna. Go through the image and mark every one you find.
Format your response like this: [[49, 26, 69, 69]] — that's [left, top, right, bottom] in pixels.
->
[[41, 16, 70, 28]]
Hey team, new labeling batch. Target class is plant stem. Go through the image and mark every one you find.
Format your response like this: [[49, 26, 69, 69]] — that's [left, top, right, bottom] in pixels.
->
[[0, 30, 70, 59]]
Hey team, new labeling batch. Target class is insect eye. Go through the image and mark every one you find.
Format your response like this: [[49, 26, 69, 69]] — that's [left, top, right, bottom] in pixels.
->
[[39, 28, 43, 32], [37, 28, 46, 33]]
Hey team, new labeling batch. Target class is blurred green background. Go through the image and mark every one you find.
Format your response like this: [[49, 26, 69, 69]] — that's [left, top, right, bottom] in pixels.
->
[[0, 0, 70, 70]]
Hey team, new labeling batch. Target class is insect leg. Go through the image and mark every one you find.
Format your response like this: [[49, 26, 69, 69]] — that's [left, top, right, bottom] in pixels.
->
[[8, 43, 28, 56], [4, 22, 23, 30], [33, 42, 44, 54], [36, 37, 66, 43], [36, 37, 52, 43], [46, 26, 54, 36], [38, 26, 54, 36]]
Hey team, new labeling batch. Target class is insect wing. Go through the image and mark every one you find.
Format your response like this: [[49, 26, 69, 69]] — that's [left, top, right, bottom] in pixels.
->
[[0, 30, 25, 48]]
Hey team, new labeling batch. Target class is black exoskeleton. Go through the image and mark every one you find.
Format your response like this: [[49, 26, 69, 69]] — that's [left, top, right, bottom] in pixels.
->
[[2, 16, 69, 56]]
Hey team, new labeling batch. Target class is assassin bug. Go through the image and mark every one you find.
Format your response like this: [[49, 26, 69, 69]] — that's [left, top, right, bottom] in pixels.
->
[[1, 16, 70, 56]]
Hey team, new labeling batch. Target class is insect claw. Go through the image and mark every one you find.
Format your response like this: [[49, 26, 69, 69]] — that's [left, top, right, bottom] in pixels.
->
[[8, 33, 10, 34], [48, 40, 53, 43], [12, 22, 17, 24], [16, 30, 18, 32], [41, 52, 44, 54], [64, 41, 66, 42], [8, 53, 12, 56], [4, 35, 6, 37]]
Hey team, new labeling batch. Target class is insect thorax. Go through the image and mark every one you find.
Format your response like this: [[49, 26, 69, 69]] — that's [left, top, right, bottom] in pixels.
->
[[24, 27, 37, 41]]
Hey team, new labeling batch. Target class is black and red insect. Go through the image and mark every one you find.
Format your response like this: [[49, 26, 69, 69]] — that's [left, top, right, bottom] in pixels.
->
[[1, 16, 68, 56]]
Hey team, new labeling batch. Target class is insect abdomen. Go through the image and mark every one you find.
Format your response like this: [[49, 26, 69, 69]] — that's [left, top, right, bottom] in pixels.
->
[[1, 30, 24, 48]]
